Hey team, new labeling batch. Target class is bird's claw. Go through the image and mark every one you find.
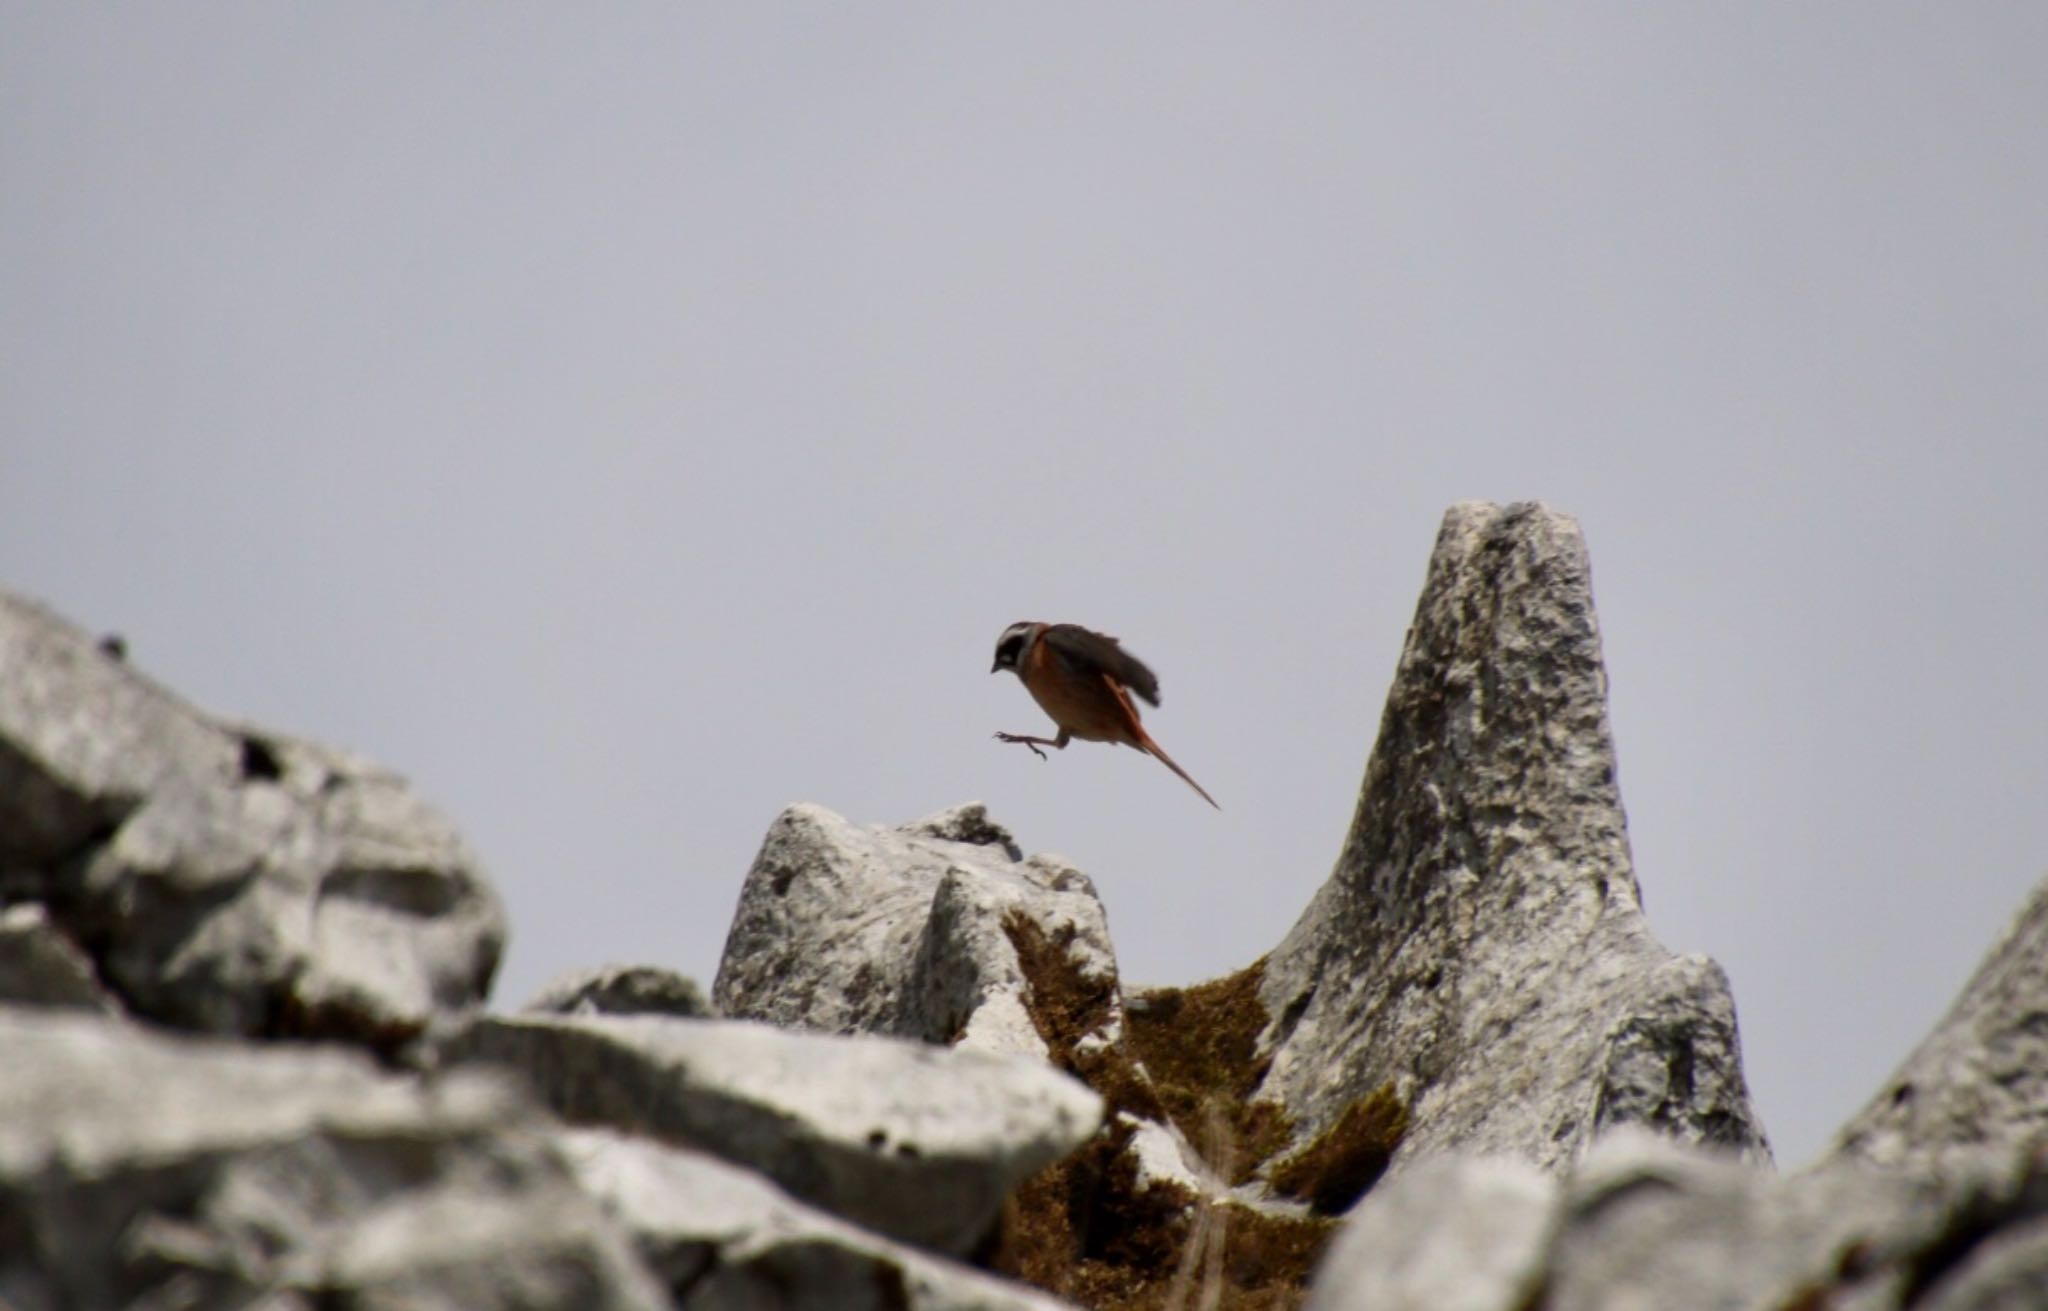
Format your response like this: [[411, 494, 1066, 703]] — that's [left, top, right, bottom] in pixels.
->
[[994, 732, 1048, 761]]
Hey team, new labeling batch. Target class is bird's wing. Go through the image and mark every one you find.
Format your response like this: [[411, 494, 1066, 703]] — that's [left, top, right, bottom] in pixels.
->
[[1042, 624, 1162, 707]]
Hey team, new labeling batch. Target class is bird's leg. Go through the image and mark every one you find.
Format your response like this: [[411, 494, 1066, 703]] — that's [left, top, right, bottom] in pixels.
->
[[994, 729, 1068, 761]]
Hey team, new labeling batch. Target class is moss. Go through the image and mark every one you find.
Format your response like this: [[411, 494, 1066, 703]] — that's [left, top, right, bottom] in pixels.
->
[[1124, 958, 1301, 1183], [1268, 1084, 1409, 1216], [1002, 911, 1166, 1124], [993, 945, 1345, 1308], [991, 1116, 1337, 1311]]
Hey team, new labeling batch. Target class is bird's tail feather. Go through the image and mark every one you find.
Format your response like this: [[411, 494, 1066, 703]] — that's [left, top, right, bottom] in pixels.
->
[[1136, 729, 1221, 810]]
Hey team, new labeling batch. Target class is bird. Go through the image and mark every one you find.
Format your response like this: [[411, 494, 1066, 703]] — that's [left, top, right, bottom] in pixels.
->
[[989, 621, 1220, 809]]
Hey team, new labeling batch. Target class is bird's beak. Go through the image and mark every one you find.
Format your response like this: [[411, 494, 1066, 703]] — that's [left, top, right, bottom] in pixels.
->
[[990, 660, 1001, 673]]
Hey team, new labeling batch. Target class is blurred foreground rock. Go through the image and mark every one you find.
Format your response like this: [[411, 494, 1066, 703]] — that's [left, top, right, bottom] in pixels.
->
[[0, 1009, 667, 1311], [444, 1010, 1102, 1255]]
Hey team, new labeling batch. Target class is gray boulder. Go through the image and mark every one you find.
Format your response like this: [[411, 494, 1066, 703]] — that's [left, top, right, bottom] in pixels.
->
[[0, 589, 505, 1046], [1829, 871, 2048, 1175], [715, 801, 1117, 1060], [443, 1010, 1103, 1256], [1310, 1130, 2048, 1311], [562, 1128, 1078, 1310], [525, 963, 711, 1019], [0, 1008, 666, 1311], [1255, 503, 1769, 1175]]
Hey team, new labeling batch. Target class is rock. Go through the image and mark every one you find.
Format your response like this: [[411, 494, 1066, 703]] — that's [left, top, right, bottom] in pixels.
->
[[714, 802, 1117, 1060], [525, 964, 710, 1018], [1255, 503, 1769, 1174], [710, 802, 1338, 1305], [0, 589, 505, 1047], [1304, 1155, 1556, 1311], [1829, 872, 2048, 1175], [443, 1010, 1103, 1256], [0, 1008, 666, 1310], [561, 1128, 1078, 1310], [0, 903, 117, 1013], [1310, 1131, 2048, 1311]]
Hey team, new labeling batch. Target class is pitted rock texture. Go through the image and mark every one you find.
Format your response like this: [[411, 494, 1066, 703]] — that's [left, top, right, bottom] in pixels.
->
[[444, 1010, 1103, 1257], [1311, 1130, 2048, 1311], [0, 1009, 666, 1311], [1256, 503, 1769, 1175], [1830, 872, 2048, 1176], [714, 802, 1117, 1060], [0, 590, 505, 1046]]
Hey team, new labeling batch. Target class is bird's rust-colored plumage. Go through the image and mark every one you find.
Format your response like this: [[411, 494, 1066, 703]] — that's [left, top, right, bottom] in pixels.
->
[[991, 621, 1219, 808]]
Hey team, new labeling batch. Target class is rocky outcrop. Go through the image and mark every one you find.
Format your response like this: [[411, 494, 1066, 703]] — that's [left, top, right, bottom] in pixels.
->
[[1310, 1129, 2048, 1311], [443, 1010, 1103, 1257], [14, 495, 2048, 1309], [1829, 871, 2048, 1176], [0, 591, 504, 1047], [562, 1129, 1074, 1310], [714, 802, 1112, 1061], [0, 1009, 668, 1310], [1255, 502, 1768, 1174]]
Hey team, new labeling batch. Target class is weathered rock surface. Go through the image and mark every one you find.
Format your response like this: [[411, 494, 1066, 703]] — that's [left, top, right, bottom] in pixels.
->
[[562, 1128, 1077, 1310], [0, 902, 117, 1013], [1830, 871, 2048, 1176], [1310, 1130, 2048, 1311], [715, 802, 1114, 1061], [443, 1010, 1103, 1256], [0, 590, 505, 1047], [1306, 1155, 1555, 1311], [526, 963, 711, 1018], [0, 1008, 667, 1311], [1255, 503, 1769, 1174]]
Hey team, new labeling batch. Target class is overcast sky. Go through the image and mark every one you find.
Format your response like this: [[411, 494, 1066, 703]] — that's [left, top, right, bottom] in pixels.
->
[[5, 6, 2044, 1167]]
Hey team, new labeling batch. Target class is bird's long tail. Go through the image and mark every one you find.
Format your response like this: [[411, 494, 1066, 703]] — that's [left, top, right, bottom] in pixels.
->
[[1136, 729, 1221, 809]]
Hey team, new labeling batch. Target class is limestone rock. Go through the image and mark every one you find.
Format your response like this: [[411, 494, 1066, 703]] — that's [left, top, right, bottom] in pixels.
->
[[1304, 1155, 1556, 1311], [0, 589, 505, 1046], [1312, 1131, 2048, 1310], [525, 963, 710, 1018], [1255, 503, 1768, 1174], [0, 1008, 665, 1310], [0, 903, 117, 1013], [1829, 872, 2048, 1175], [443, 1010, 1103, 1256], [714, 801, 1117, 1060], [562, 1128, 1078, 1310]]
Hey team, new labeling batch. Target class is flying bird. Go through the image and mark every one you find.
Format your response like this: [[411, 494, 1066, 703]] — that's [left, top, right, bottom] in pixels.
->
[[989, 621, 1219, 809]]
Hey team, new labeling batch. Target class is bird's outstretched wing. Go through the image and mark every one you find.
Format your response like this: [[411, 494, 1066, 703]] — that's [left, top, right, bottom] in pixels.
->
[[1042, 624, 1162, 707]]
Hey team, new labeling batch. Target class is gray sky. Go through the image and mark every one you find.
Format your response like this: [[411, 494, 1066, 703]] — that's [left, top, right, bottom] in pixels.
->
[[5, 7, 2044, 1167]]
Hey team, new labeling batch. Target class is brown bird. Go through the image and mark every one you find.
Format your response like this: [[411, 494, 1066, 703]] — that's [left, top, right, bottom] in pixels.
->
[[989, 621, 1219, 809]]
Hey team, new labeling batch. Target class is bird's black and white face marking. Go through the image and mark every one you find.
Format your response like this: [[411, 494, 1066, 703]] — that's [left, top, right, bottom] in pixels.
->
[[990, 621, 1039, 675]]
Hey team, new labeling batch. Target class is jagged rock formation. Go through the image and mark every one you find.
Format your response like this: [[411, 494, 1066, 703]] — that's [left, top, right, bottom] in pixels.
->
[[1829, 872, 2048, 1175], [0, 591, 504, 1047], [714, 801, 1112, 1060], [7, 499, 2048, 1309], [1255, 502, 1769, 1174]]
